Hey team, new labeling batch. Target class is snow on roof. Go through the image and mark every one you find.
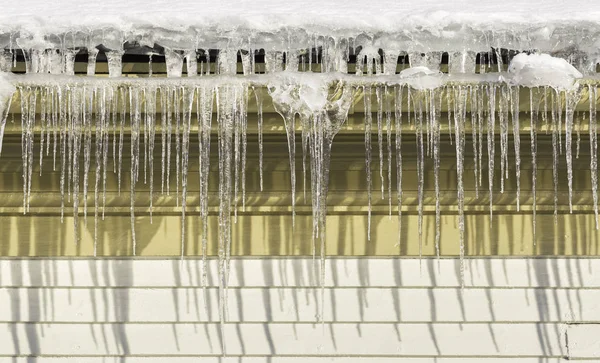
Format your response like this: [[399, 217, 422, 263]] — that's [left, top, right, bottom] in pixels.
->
[[2, 0, 600, 51]]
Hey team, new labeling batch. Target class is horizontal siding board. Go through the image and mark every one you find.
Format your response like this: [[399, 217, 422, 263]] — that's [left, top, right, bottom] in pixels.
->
[[566, 323, 600, 359], [5, 359, 576, 363], [0, 322, 566, 357], [0, 287, 597, 323], [0, 358, 571, 363], [0, 258, 597, 288]]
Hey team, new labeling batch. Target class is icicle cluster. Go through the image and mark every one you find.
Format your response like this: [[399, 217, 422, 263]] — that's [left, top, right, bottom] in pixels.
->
[[0, 43, 599, 354], [4, 79, 596, 302]]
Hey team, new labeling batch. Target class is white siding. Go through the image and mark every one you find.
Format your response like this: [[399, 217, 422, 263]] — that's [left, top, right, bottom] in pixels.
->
[[0, 258, 597, 361]]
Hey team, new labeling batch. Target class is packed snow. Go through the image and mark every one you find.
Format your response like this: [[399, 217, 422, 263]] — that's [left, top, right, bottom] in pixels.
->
[[507, 53, 583, 90], [2, 0, 600, 53]]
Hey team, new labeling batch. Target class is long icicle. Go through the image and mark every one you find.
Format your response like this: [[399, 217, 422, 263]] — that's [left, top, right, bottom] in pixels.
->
[[551, 89, 559, 223], [530, 88, 539, 246], [129, 86, 141, 255], [432, 88, 441, 261], [376, 86, 385, 199], [180, 86, 194, 259], [197, 85, 214, 293], [364, 85, 373, 240], [565, 89, 581, 213], [454, 86, 467, 287], [470, 87, 479, 199], [254, 87, 264, 191], [395, 85, 404, 249], [386, 86, 393, 217], [590, 85, 599, 229], [487, 84, 496, 226], [216, 83, 236, 354], [415, 90, 425, 264], [510, 86, 521, 211]]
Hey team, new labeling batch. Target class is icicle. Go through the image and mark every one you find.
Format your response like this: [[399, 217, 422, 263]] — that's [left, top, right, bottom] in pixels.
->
[[81, 87, 91, 225], [565, 89, 581, 213], [543, 87, 550, 133], [240, 88, 249, 211], [110, 86, 117, 176], [375, 86, 385, 199], [233, 88, 241, 221], [83, 87, 93, 225], [106, 50, 124, 78], [510, 86, 521, 211], [145, 88, 157, 222], [52, 87, 58, 171], [487, 84, 496, 225], [180, 86, 194, 259], [530, 88, 539, 244], [143, 89, 149, 186], [551, 89, 559, 223], [477, 86, 484, 193], [364, 86, 372, 240], [285, 49, 300, 72], [268, 82, 296, 225], [453, 86, 467, 287], [165, 49, 184, 78], [432, 88, 441, 260], [93, 86, 102, 255], [232, 85, 249, 216], [129, 86, 141, 255], [70, 87, 82, 244], [59, 86, 67, 222], [470, 86, 479, 198], [576, 111, 582, 159], [67, 86, 73, 204], [302, 106, 309, 203], [216, 84, 235, 354], [395, 86, 404, 248], [185, 50, 198, 76], [175, 88, 182, 206], [385, 86, 393, 217], [414, 89, 425, 261], [101, 87, 110, 224], [558, 91, 563, 155], [241, 49, 254, 75], [311, 82, 352, 322], [39, 88, 47, 176], [197, 85, 213, 289], [589, 85, 599, 229], [160, 87, 167, 194], [118, 88, 126, 195], [19, 87, 30, 214], [20, 87, 36, 214], [255, 88, 264, 191], [499, 86, 509, 194], [446, 87, 453, 145], [383, 50, 399, 75], [63, 49, 77, 76]]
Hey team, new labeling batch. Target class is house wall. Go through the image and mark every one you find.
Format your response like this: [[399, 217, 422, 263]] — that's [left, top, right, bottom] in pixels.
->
[[0, 257, 597, 361]]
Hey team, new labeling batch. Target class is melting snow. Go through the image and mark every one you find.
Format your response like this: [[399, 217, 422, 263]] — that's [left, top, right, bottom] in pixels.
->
[[507, 53, 583, 90]]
